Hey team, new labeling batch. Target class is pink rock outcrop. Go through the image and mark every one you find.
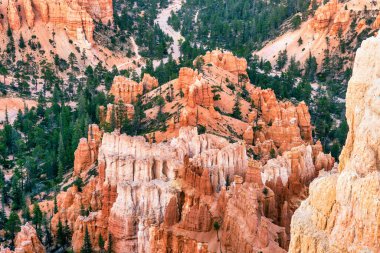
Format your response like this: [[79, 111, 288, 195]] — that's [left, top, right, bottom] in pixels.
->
[[175, 68, 214, 108], [0, 223, 46, 253], [110, 76, 143, 104], [4, 0, 113, 43], [73, 124, 102, 177], [310, 0, 338, 31], [198, 50, 248, 76], [248, 87, 313, 152], [7, 0, 21, 30], [141, 73, 159, 92]]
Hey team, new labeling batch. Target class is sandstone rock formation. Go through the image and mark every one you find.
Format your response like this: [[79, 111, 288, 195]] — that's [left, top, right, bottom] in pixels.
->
[[98, 103, 135, 127], [310, 0, 338, 31], [289, 33, 380, 253], [74, 124, 103, 177], [43, 49, 335, 252], [248, 87, 313, 152], [4, 0, 113, 44], [48, 126, 301, 252], [372, 12, 380, 29], [175, 67, 214, 108], [8, 0, 21, 31], [262, 143, 334, 241], [0, 223, 46, 253], [110, 76, 143, 104], [330, 9, 350, 34], [198, 50, 248, 76], [141, 73, 159, 92]]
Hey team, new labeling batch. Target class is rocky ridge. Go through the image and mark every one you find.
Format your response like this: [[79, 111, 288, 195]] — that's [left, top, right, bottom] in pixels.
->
[[3, 0, 113, 44], [289, 32, 380, 253], [27, 50, 336, 253]]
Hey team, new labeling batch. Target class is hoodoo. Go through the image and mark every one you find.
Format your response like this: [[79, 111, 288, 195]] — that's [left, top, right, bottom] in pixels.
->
[[289, 33, 380, 253]]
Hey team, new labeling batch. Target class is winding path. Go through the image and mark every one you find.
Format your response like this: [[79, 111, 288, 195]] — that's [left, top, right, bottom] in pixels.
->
[[153, 0, 185, 67]]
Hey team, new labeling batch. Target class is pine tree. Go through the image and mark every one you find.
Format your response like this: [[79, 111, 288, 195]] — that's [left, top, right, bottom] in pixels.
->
[[81, 226, 93, 253], [0, 207, 7, 228], [304, 52, 318, 82], [107, 233, 113, 253], [43, 216, 53, 247], [32, 202, 43, 229], [98, 234, 105, 252], [5, 211, 21, 245], [64, 221, 72, 245], [276, 48, 288, 70], [81, 50, 88, 65], [57, 133, 65, 181], [19, 34, 26, 49], [57, 219, 66, 246], [54, 195, 58, 214], [232, 95, 242, 120], [22, 204, 31, 222], [10, 172, 23, 210]]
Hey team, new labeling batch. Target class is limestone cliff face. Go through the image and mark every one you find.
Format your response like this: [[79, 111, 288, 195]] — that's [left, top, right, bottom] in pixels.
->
[[289, 34, 380, 253], [3, 0, 113, 44]]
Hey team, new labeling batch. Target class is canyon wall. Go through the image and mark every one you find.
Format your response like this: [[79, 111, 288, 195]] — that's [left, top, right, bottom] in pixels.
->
[[289, 33, 380, 253], [3, 0, 113, 44], [42, 50, 336, 252]]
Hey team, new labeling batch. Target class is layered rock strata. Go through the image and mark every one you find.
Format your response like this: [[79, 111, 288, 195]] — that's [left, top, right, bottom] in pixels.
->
[[4, 0, 113, 43], [109, 76, 144, 104], [289, 33, 380, 253], [198, 50, 249, 76]]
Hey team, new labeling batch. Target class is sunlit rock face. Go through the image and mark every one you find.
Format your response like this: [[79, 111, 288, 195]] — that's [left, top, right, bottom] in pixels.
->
[[4, 0, 113, 44], [0, 223, 46, 253], [289, 33, 380, 253]]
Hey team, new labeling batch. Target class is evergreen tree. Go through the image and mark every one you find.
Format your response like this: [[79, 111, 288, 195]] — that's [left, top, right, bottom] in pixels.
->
[[276, 48, 288, 70], [5, 211, 21, 245], [0, 64, 8, 84], [63, 221, 72, 245], [32, 202, 43, 229], [81, 226, 93, 253], [232, 95, 242, 120], [107, 233, 113, 253], [287, 56, 301, 77], [81, 50, 88, 65], [0, 207, 7, 228], [10, 172, 23, 210], [304, 52, 318, 82], [54, 195, 58, 214], [22, 204, 31, 222], [19, 34, 26, 49], [43, 216, 53, 247], [57, 219, 66, 246], [298, 37, 303, 46], [98, 234, 105, 252], [57, 133, 65, 181]]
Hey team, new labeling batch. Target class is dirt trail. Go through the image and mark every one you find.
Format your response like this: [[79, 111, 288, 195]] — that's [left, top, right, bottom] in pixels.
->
[[153, 0, 185, 68]]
